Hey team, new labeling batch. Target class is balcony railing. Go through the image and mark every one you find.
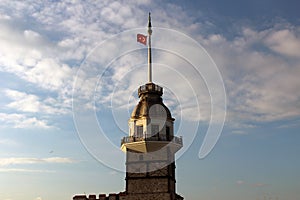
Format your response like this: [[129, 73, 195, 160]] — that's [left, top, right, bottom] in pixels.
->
[[138, 83, 163, 97], [121, 135, 183, 146]]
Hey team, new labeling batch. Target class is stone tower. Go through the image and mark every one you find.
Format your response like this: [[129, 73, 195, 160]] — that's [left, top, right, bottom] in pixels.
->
[[119, 13, 183, 200], [120, 82, 183, 200], [73, 13, 183, 200]]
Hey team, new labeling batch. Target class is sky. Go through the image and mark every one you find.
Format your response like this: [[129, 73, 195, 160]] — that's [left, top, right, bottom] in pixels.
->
[[0, 0, 300, 200]]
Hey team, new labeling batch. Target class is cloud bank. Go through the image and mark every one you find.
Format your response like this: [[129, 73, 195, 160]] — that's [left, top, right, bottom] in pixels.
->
[[0, 0, 299, 133]]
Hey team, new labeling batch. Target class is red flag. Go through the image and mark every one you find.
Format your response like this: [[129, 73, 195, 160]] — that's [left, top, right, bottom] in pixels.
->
[[137, 34, 147, 45]]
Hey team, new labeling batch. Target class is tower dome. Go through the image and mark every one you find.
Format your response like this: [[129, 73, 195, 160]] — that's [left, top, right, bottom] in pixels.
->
[[122, 81, 182, 153], [131, 83, 174, 120]]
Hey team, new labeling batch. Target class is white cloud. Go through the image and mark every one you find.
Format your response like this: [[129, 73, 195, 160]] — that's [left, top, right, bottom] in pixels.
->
[[203, 25, 300, 127], [265, 29, 300, 57], [0, 157, 75, 166], [1, 88, 71, 129], [109, 170, 119, 176], [5, 89, 41, 113], [251, 182, 269, 187], [236, 180, 245, 185], [25, 58, 73, 90], [0, 13, 11, 20], [5, 89, 69, 115], [0, 23, 74, 94], [0, 113, 52, 129], [231, 130, 248, 135], [24, 30, 42, 42], [0, 168, 55, 173], [235, 180, 269, 188]]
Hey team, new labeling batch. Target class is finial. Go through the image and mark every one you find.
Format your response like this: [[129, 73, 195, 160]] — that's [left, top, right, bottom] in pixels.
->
[[148, 12, 152, 35]]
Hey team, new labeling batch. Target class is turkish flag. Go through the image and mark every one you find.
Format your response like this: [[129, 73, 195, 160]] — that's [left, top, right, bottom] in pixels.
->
[[137, 34, 147, 45]]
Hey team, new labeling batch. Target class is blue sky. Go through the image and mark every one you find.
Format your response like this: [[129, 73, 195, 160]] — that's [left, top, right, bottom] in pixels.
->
[[0, 0, 300, 200]]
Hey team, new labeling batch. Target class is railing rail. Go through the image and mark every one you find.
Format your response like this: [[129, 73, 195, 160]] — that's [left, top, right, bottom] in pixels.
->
[[121, 135, 183, 146]]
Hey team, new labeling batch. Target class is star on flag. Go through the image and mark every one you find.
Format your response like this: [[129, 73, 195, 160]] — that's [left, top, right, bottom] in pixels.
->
[[137, 34, 147, 45]]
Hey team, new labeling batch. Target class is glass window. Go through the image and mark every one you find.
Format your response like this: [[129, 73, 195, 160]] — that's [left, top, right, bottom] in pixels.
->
[[136, 126, 143, 137], [151, 124, 159, 136]]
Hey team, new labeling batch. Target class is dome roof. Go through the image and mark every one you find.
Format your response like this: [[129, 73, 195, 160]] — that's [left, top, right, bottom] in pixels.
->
[[131, 83, 173, 120]]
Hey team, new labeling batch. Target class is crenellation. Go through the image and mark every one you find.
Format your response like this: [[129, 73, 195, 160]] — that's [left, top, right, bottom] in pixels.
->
[[88, 194, 96, 200], [98, 194, 106, 200], [73, 195, 88, 200], [107, 193, 117, 200]]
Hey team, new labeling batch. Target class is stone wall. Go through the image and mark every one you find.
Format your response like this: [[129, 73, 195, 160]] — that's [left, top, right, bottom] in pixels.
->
[[127, 178, 168, 193]]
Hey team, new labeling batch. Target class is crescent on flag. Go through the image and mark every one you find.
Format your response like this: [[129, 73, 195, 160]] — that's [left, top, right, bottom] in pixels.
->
[[137, 34, 147, 45]]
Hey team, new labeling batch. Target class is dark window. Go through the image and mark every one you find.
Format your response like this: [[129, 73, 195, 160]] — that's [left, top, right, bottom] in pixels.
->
[[166, 126, 170, 140]]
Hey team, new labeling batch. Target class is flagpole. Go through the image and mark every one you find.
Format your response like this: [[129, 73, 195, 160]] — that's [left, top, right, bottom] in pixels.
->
[[148, 12, 152, 83]]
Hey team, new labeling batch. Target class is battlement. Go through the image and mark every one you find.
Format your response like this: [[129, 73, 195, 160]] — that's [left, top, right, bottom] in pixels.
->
[[73, 192, 126, 200], [73, 192, 183, 200]]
